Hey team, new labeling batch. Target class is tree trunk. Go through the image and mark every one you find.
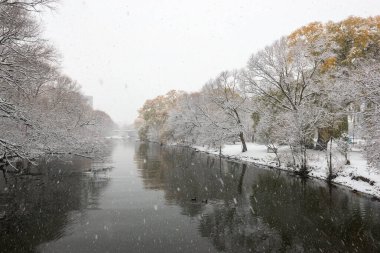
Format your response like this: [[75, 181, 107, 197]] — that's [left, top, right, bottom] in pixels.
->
[[233, 109, 247, 152], [239, 132, 247, 152], [300, 145, 308, 176], [316, 128, 329, 150], [328, 136, 333, 181]]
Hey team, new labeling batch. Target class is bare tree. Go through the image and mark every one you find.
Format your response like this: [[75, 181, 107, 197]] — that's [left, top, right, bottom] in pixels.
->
[[202, 70, 250, 152]]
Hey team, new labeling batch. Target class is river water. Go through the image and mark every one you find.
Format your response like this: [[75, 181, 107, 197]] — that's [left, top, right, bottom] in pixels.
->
[[1, 141, 380, 252]]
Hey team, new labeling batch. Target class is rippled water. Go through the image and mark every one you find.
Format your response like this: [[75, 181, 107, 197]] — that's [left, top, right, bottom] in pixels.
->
[[1, 141, 380, 252]]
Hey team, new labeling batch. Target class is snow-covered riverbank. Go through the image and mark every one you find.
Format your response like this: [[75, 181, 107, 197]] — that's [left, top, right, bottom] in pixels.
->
[[190, 143, 380, 199]]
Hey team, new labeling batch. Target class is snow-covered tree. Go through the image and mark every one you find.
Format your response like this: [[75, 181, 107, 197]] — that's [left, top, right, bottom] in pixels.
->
[[167, 71, 252, 152], [241, 36, 330, 173], [0, 1, 115, 172], [348, 59, 380, 167], [137, 90, 184, 143], [167, 92, 204, 145], [168, 91, 235, 151], [201, 70, 251, 152]]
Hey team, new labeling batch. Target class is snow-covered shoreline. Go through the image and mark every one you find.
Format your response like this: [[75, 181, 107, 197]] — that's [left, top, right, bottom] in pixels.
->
[[182, 142, 380, 199]]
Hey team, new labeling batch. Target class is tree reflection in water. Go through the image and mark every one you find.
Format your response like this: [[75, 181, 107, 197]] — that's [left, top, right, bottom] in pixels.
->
[[0, 157, 111, 253], [135, 142, 380, 252]]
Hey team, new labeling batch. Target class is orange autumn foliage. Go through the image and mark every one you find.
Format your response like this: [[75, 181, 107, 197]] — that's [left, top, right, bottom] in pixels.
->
[[288, 16, 380, 71]]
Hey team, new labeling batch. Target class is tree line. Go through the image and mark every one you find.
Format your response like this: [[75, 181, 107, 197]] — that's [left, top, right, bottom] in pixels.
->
[[0, 0, 116, 173], [136, 16, 380, 178]]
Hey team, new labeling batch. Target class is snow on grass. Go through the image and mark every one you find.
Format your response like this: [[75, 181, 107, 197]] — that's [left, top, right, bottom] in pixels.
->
[[192, 142, 380, 198]]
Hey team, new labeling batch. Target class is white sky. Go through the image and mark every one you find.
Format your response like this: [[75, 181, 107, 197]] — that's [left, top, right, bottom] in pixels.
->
[[40, 0, 380, 125]]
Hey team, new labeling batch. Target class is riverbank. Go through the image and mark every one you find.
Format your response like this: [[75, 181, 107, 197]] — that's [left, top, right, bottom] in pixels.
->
[[189, 142, 380, 199]]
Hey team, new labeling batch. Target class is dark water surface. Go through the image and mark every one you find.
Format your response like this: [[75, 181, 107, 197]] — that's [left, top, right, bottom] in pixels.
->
[[1, 141, 380, 253]]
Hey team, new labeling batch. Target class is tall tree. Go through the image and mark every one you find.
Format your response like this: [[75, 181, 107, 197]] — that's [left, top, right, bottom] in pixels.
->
[[137, 90, 184, 142], [202, 70, 250, 152]]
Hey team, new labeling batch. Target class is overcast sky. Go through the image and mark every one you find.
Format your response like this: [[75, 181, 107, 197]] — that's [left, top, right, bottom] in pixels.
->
[[40, 0, 380, 125]]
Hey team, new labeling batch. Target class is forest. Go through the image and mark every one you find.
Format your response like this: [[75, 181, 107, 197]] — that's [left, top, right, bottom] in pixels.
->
[[136, 16, 380, 180], [0, 0, 115, 173]]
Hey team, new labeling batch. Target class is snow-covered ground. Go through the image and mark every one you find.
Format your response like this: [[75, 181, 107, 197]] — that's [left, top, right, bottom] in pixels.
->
[[191, 142, 380, 198]]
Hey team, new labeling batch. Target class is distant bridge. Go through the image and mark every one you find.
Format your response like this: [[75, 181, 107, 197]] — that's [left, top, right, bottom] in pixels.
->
[[112, 129, 138, 138]]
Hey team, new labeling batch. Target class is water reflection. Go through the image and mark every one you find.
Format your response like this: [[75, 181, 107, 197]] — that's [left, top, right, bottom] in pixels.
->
[[1, 142, 380, 252], [0, 157, 110, 253], [250, 173, 380, 252], [135, 142, 380, 252]]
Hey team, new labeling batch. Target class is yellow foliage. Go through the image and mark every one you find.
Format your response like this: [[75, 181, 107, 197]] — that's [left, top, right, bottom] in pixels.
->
[[327, 16, 380, 63], [288, 15, 380, 67], [321, 57, 337, 72], [288, 21, 324, 45]]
